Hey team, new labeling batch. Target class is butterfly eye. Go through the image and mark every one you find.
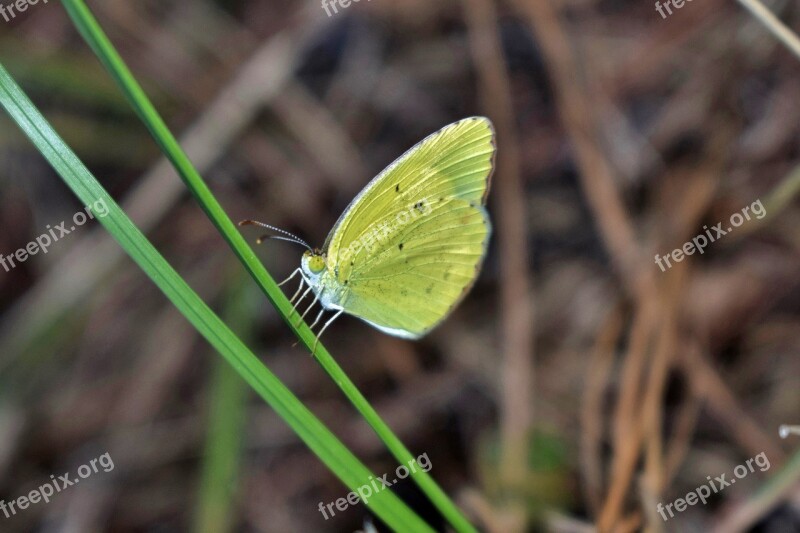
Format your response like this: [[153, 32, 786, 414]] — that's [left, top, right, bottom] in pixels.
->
[[308, 255, 326, 274]]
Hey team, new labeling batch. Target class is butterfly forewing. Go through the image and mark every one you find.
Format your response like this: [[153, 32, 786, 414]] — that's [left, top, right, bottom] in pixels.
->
[[324, 117, 495, 338]]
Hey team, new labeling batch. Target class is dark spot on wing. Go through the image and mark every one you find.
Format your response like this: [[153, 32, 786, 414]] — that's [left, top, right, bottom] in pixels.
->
[[344, 280, 349, 285], [395, 184, 399, 192], [400, 288, 408, 296], [398, 243, 404, 250], [469, 201, 476, 208]]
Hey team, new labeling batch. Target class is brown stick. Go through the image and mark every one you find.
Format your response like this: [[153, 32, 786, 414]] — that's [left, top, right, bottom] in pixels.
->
[[462, 0, 535, 497]]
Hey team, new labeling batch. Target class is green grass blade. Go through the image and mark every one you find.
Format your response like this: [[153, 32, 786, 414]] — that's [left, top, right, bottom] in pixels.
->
[[195, 356, 246, 533], [0, 62, 434, 533], [194, 273, 252, 533], [58, 2, 478, 531]]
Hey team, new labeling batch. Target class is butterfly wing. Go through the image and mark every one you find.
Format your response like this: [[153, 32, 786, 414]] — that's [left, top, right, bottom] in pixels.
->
[[324, 117, 495, 338]]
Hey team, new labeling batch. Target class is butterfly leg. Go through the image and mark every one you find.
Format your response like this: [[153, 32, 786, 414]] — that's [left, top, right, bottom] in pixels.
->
[[312, 309, 344, 354], [294, 292, 319, 327], [308, 307, 326, 330], [297, 308, 326, 351], [278, 268, 301, 287], [288, 279, 306, 305], [291, 285, 313, 316], [291, 306, 325, 350], [284, 275, 307, 319]]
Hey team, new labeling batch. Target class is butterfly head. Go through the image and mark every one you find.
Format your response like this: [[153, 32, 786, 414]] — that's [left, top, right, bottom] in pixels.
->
[[301, 249, 327, 281]]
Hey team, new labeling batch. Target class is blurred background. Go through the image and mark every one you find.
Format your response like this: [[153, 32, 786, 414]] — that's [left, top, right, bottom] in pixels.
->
[[1, 0, 799, 531]]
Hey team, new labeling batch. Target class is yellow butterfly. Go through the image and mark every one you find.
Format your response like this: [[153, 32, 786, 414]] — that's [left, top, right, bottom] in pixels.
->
[[243, 117, 495, 346]]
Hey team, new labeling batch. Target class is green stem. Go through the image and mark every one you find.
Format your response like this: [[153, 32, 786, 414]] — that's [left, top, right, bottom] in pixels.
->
[[60, 1, 477, 531]]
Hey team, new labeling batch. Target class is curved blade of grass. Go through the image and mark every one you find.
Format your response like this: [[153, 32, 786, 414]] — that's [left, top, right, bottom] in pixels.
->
[[0, 62, 433, 533], [59, 2, 479, 531]]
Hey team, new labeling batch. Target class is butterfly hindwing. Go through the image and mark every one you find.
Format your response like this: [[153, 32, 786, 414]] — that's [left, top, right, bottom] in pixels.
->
[[339, 200, 490, 338]]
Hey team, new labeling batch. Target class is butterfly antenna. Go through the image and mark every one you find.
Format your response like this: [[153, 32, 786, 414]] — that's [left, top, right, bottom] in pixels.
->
[[239, 219, 312, 250], [257, 235, 308, 247]]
